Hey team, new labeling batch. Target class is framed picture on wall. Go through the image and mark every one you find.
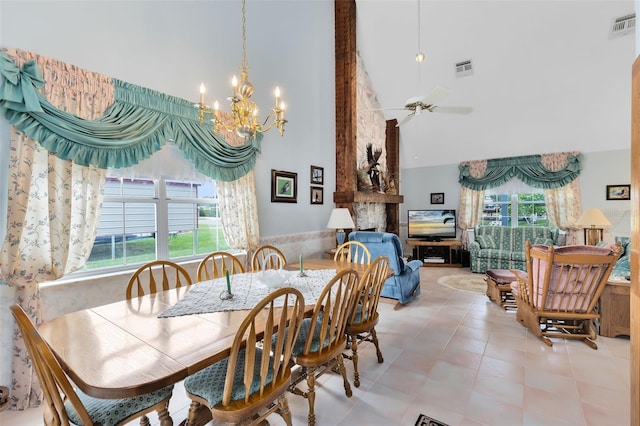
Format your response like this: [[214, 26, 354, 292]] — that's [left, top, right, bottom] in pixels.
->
[[431, 192, 444, 204], [311, 165, 324, 185], [606, 184, 630, 200], [271, 170, 298, 203], [310, 186, 323, 204]]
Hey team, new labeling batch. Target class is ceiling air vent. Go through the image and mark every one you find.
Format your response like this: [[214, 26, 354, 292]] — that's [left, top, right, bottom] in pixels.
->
[[610, 13, 635, 38], [455, 60, 473, 78]]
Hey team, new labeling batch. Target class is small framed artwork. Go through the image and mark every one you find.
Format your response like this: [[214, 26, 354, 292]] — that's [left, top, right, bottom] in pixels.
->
[[271, 170, 297, 203], [606, 184, 630, 200], [431, 192, 445, 205], [310, 186, 323, 204], [311, 165, 324, 185]]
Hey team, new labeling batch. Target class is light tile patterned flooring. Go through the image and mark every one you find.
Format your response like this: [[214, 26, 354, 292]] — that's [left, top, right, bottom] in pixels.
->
[[1, 267, 631, 425]]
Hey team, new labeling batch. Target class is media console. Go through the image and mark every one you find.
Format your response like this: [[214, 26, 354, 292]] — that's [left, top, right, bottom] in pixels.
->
[[407, 239, 463, 267]]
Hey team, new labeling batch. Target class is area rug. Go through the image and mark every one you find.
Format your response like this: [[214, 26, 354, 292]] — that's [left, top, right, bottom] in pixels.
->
[[415, 413, 450, 426], [437, 274, 486, 294]]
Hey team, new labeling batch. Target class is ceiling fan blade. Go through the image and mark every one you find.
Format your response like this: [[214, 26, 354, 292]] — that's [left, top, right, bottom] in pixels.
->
[[423, 86, 452, 105], [395, 112, 415, 127], [431, 106, 473, 114]]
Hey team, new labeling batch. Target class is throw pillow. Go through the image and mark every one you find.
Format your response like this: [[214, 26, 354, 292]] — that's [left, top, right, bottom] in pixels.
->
[[476, 235, 497, 249], [533, 237, 554, 246]]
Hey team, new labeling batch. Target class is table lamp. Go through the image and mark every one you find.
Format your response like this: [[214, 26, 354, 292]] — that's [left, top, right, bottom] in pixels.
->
[[577, 208, 611, 245], [327, 208, 355, 246]]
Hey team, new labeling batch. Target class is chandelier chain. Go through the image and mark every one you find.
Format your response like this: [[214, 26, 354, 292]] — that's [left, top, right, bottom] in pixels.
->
[[240, 0, 249, 74]]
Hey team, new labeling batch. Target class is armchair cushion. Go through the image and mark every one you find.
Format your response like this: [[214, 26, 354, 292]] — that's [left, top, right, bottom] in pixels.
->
[[349, 231, 421, 305], [476, 235, 497, 249]]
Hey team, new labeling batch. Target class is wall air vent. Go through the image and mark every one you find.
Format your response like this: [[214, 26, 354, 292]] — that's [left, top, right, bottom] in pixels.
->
[[455, 60, 473, 78], [610, 13, 635, 38]]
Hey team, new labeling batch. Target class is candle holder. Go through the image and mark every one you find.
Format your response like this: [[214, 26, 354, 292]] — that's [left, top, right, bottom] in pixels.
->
[[297, 270, 308, 278], [219, 291, 234, 300]]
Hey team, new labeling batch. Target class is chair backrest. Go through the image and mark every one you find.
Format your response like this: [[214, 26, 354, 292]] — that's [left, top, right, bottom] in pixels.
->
[[126, 260, 193, 299], [10, 304, 94, 426], [221, 287, 305, 407], [524, 242, 621, 312], [301, 269, 361, 356], [349, 255, 390, 327], [197, 251, 244, 281], [348, 231, 405, 276], [251, 245, 287, 272], [334, 241, 371, 265]]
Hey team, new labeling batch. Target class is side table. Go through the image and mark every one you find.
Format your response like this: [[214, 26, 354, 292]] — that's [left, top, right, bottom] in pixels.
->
[[599, 278, 630, 338]]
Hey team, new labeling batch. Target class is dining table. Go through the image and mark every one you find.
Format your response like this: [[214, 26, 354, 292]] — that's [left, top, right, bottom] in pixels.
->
[[37, 258, 369, 402]]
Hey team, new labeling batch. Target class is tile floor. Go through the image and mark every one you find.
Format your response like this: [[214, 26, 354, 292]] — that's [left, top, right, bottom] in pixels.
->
[[1, 267, 631, 426]]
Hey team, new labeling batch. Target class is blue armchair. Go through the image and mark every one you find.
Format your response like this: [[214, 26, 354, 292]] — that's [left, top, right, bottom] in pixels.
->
[[349, 231, 422, 306]]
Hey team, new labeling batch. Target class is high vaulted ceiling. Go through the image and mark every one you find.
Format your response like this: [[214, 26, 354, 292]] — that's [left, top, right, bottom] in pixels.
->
[[355, 0, 636, 169]]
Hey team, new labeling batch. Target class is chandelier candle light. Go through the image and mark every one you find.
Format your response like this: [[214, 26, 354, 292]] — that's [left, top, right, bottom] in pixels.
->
[[196, 0, 287, 139]]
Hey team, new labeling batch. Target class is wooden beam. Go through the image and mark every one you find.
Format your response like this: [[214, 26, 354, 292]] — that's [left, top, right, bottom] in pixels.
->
[[630, 54, 640, 426]]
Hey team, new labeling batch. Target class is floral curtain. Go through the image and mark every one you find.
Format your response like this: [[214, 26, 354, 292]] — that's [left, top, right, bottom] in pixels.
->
[[216, 114, 260, 266], [541, 152, 582, 243], [457, 186, 486, 248], [0, 48, 111, 410]]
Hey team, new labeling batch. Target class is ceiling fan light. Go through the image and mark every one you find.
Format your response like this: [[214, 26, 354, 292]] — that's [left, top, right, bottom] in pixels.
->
[[416, 52, 425, 62]]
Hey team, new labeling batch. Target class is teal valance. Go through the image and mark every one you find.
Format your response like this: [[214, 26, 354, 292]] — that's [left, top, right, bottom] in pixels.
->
[[0, 50, 261, 182], [458, 153, 582, 190]]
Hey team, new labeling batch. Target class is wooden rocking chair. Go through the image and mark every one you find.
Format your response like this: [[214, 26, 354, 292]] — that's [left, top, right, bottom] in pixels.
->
[[511, 242, 621, 349]]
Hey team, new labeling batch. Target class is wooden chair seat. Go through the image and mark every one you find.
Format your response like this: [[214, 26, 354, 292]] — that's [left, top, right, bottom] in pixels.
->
[[511, 242, 621, 349], [344, 256, 389, 387], [183, 287, 305, 426], [251, 245, 287, 272], [334, 241, 371, 265], [287, 269, 361, 426], [10, 304, 174, 426], [196, 251, 244, 281], [126, 259, 192, 299]]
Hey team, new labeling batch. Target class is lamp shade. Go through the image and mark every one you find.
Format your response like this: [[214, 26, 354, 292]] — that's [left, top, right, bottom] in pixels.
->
[[327, 208, 355, 246], [327, 208, 355, 230], [577, 209, 611, 227]]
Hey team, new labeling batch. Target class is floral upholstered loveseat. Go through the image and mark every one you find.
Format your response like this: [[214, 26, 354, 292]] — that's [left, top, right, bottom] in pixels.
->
[[469, 225, 560, 273]]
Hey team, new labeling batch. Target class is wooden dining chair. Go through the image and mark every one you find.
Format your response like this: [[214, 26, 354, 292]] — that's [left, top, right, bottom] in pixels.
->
[[183, 287, 305, 426], [10, 304, 174, 426], [196, 251, 244, 281], [251, 244, 287, 272], [334, 241, 371, 265], [126, 259, 192, 299], [288, 269, 361, 426], [344, 255, 390, 387]]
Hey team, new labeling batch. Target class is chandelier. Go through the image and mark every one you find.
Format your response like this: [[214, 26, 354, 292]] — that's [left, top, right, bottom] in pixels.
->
[[196, 0, 287, 139]]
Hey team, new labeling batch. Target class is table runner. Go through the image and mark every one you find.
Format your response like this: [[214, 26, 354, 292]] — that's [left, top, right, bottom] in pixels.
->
[[158, 269, 337, 318]]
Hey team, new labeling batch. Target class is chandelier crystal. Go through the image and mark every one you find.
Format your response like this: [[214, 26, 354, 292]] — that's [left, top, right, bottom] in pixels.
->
[[196, 0, 287, 139]]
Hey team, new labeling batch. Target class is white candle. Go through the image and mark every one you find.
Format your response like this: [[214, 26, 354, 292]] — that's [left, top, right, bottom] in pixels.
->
[[275, 86, 281, 108], [199, 83, 206, 105]]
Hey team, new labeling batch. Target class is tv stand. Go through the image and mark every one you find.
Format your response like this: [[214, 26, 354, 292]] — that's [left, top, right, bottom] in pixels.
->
[[421, 237, 442, 242], [407, 239, 463, 267]]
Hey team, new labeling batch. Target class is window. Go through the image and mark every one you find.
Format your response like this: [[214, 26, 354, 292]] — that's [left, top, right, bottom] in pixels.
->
[[481, 193, 548, 227], [84, 177, 230, 271]]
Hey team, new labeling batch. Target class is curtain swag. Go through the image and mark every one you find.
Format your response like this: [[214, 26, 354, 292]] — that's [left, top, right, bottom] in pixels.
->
[[0, 50, 260, 182], [458, 153, 583, 191]]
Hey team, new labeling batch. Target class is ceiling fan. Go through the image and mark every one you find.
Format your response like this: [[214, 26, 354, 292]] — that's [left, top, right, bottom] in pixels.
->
[[393, 86, 473, 127]]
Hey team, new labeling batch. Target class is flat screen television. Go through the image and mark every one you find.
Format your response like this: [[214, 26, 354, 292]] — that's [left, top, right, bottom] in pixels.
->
[[408, 209, 457, 241]]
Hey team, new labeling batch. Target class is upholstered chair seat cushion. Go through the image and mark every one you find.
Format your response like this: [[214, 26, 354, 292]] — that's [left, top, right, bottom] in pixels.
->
[[183, 349, 274, 408], [291, 315, 333, 355], [65, 385, 174, 425]]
